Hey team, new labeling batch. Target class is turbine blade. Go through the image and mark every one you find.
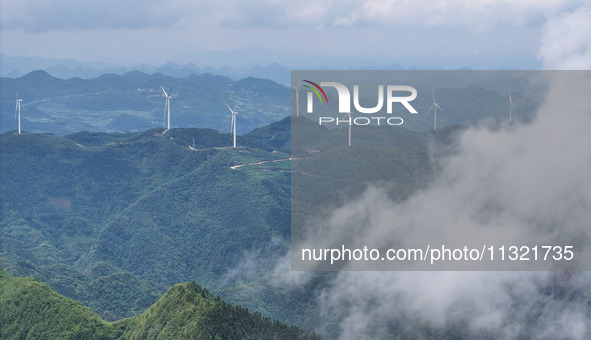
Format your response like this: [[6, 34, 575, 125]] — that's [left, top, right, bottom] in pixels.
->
[[160, 85, 168, 97], [427, 104, 435, 114], [225, 102, 233, 113], [432, 86, 436, 103], [434, 103, 443, 111], [15, 92, 19, 120]]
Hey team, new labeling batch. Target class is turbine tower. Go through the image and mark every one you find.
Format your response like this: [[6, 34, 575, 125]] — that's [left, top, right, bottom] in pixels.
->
[[286, 83, 301, 117], [508, 92, 513, 124], [427, 87, 443, 130], [15, 97, 22, 134], [344, 111, 352, 146], [225, 103, 238, 148], [160, 85, 173, 131]]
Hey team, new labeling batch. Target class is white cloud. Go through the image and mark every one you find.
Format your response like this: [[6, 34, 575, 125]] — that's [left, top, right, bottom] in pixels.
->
[[218, 0, 333, 29], [538, 7, 591, 69], [333, 0, 583, 30], [2, 0, 587, 33], [0, 0, 197, 32]]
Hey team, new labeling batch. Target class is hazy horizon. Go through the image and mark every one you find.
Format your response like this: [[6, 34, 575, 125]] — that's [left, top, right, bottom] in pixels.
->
[[2, 1, 590, 72]]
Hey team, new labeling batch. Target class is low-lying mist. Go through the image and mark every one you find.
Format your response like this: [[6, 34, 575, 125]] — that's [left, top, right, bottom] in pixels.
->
[[290, 72, 591, 338]]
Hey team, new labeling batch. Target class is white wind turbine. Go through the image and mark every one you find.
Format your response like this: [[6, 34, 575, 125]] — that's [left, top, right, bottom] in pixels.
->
[[344, 111, 352, 146], [15, 96, 23, 134], [286, 83, 301, 117], [160, 85, 173, 131], [501, 91, 514, 124], [427, 87, 443, 130], [225, 102, 238, 148], [508, 92, 513, 124]]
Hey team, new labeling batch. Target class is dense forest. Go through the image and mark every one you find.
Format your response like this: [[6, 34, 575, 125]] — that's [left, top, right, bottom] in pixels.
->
[[1, 116, 467, 337], [0, 268, 321, 339]]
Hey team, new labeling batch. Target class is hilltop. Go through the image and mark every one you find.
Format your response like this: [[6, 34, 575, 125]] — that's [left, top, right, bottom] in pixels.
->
[[0, 268, 320, 339]]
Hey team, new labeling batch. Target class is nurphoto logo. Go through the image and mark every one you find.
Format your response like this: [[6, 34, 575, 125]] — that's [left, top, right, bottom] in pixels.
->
[[301, 78, 419, 127]]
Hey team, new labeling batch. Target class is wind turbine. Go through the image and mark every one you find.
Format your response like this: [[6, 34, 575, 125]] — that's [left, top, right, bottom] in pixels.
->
[[427, 87, 443, 130], [160, 85, 173, 131], [14, 95, 22, 134], [286, 83, 301, 117], [344, 111, 352, 146], [508, 92, 513, 124], [225, 102, 238, 148]]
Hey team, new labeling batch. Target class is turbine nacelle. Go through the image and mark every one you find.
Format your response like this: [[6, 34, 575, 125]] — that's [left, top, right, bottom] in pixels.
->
[[160, 85, 173, 98], [225, 102, 238, 115]]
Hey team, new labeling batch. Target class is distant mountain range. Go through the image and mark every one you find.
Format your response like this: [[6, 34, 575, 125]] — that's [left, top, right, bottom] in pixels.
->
[[1, 69, 291, 135], [1, 68, 541, 137], [0, 53, 292, 84]]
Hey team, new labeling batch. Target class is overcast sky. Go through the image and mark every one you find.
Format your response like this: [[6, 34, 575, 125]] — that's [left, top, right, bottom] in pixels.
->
[[1, 0, 590, 69]]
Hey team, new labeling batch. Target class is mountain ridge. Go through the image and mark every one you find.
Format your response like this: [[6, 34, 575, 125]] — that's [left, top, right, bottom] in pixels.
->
[[1, 69, 291, 136], [0, 267, 321, 339], [0, 118, 461, 336], [0, 53, 292, 84]]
